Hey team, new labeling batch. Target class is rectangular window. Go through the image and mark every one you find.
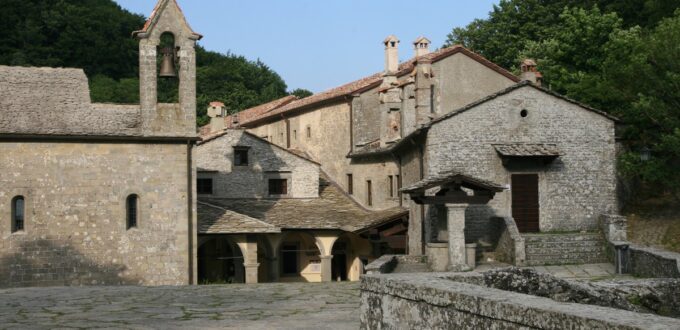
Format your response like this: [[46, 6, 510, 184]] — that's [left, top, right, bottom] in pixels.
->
[[367, 180, 373, 206], [293, 130, 297, 140], [269, 179, 288, 195], [234, 147, 249, 166], [197, 178, 213, 195], [347, 174, 353, 195], [388, 175, 394, 197], [396, 175, 402, 197], [306, 126, 311, 139], [430, 84, 435, 113]]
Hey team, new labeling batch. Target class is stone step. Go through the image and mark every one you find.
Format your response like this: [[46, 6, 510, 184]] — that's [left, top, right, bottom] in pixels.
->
[[524, 258, 609, 266], [525, 245, 606, 255], [525, 240, 605, 249], [393, 262, 430, 273], [522, 233, 603, 243]]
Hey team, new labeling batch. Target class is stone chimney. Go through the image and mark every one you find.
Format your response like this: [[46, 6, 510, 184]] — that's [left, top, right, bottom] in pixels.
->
[[520, 59, 543, 86], [413, 36, 431, 57], [207, 101, 226, 133], [384, 35, 400, 75]]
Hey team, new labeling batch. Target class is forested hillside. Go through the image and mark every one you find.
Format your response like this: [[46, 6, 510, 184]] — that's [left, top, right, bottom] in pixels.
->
[[0, 0, 304, 126], [447, 0, 680, 201]]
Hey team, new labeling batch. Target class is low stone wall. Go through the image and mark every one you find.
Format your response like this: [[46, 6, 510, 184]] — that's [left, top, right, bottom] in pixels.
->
[[365, 255, 397, 275], [361, 272, 680, 329], [492, 216, 526, 266], [630, 245, 680, 278], [600, 214, 680, 278]]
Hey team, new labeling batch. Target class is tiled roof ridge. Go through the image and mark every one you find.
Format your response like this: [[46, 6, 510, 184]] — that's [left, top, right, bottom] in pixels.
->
[[238, 45, 520, 127]]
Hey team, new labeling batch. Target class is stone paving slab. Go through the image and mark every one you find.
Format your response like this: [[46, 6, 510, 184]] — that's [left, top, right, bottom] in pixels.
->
[[0, 282, 359, 330]]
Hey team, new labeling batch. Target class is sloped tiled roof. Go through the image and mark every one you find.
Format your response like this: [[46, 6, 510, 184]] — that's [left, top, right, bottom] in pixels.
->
[[400, 170, 506, 194], [227, 45, 520, 128], [200, 175, 408, 232], [493, 143, 560, 157], [198, 202, 280, 234]]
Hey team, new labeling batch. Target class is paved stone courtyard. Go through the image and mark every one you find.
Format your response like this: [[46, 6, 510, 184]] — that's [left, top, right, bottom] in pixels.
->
[[0, 282, 359, 330]]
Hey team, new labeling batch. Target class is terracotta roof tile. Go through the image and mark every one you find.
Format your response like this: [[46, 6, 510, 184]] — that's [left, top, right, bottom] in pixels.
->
[[238, 45, 520, 126], [493, 143, 560, 157], [401, 170, 506, 194], [198, 202, 280, 234]]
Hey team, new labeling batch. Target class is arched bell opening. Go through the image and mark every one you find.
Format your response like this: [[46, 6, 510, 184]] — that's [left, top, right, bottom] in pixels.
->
[[157, 32, 179, 103], [197, 236, 245, 284]]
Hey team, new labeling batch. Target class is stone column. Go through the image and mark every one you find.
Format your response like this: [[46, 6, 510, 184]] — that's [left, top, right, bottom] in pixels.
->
[[268, 257, 280, 282], [407, 199, 424, 255], [320, 255, 333, 282], [446, 203, 470, 272], [244, 263, 259, 284]]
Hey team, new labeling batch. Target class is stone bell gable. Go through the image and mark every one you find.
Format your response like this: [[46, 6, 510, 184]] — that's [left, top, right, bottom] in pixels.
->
[[134, 0, 202, 137]]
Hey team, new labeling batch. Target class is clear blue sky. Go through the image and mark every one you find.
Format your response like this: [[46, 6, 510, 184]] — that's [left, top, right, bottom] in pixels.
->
[[113, 0, 498, 93]]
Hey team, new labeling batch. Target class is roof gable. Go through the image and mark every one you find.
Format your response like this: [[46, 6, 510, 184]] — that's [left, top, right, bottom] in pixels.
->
[[133, 0, 202, 40]]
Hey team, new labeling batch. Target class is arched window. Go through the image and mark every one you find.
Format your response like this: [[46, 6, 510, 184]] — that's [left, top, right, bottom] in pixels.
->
[[126, 194, 139, 229], [11, 196, 24, 232]]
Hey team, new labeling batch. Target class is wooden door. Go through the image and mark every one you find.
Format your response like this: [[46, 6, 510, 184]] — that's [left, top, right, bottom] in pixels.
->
[[511, 174, 540, 233]]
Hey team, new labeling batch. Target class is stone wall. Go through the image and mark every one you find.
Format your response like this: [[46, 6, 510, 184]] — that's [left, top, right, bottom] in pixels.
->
[[247, 102, 400, 210], [630, 246, 680, 278], [0, 141, 193, 287], [361, 272, 680, 329], [431, 52, 516, 114], [196, 130, 319, 199], [425, 86, 617, 232]]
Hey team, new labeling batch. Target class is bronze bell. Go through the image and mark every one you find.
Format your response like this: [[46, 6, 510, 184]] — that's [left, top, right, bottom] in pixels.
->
[[159, 47, 177, 78]]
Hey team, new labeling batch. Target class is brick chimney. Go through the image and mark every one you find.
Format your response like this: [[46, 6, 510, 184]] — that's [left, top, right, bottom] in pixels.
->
[[520, 59, 543, 86], [383, 35, 400, 75], [413, 36, 431, 57], [207, 101, 227, 133]]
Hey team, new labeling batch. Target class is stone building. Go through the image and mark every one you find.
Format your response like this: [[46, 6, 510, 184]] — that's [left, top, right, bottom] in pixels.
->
[[213, 35, 619, 270], [195, 124, 408, 283], [0, 0, 201, 287]]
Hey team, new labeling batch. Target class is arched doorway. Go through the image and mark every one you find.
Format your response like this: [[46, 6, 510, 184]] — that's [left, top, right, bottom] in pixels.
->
[[278, 232, 322, 282], [331, 233, 372, 282], [197, 236, 244, 284]]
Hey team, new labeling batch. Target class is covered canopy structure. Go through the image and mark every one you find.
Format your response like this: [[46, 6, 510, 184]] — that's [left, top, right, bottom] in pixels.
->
[[401, 170, 506, 271]]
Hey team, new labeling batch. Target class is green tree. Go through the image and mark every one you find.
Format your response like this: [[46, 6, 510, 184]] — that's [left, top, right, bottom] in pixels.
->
[[290, 88, 313, 99]]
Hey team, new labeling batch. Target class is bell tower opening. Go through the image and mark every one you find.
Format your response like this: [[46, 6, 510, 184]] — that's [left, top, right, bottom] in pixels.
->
[[157, 32, 179, 103]]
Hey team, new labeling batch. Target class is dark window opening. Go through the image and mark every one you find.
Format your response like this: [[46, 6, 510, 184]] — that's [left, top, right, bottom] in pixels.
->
[[269, 179, 288, 195], [234, 147, 249, 166], [281, 244, 298, 274], [306, 126, 311, 139], [521, 109, 528, 118], [367, 180, 373, 206], [388, 175, 394, 197], [396, 175, 402, 197], [347, 174, 353, 195], [197, 178, 213, 195], [430, 85, 435, 113], [293, 130, 297, 140], [11, 196, 24, 233], [126, 194, 139, 229]]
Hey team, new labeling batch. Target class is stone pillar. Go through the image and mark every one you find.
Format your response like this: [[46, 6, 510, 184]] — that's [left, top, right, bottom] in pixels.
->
[[244, 263, 259, 284], [446, 203, 470, 272], [320, 255, 333, 282], [268, 257, 280, 282], [407, 199, 424, 255]]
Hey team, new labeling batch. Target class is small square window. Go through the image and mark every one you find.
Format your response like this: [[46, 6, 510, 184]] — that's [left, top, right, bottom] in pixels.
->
[[197, 178, 213, 195], [269, 179, 288, 195], [234, 147, 249, 166]]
